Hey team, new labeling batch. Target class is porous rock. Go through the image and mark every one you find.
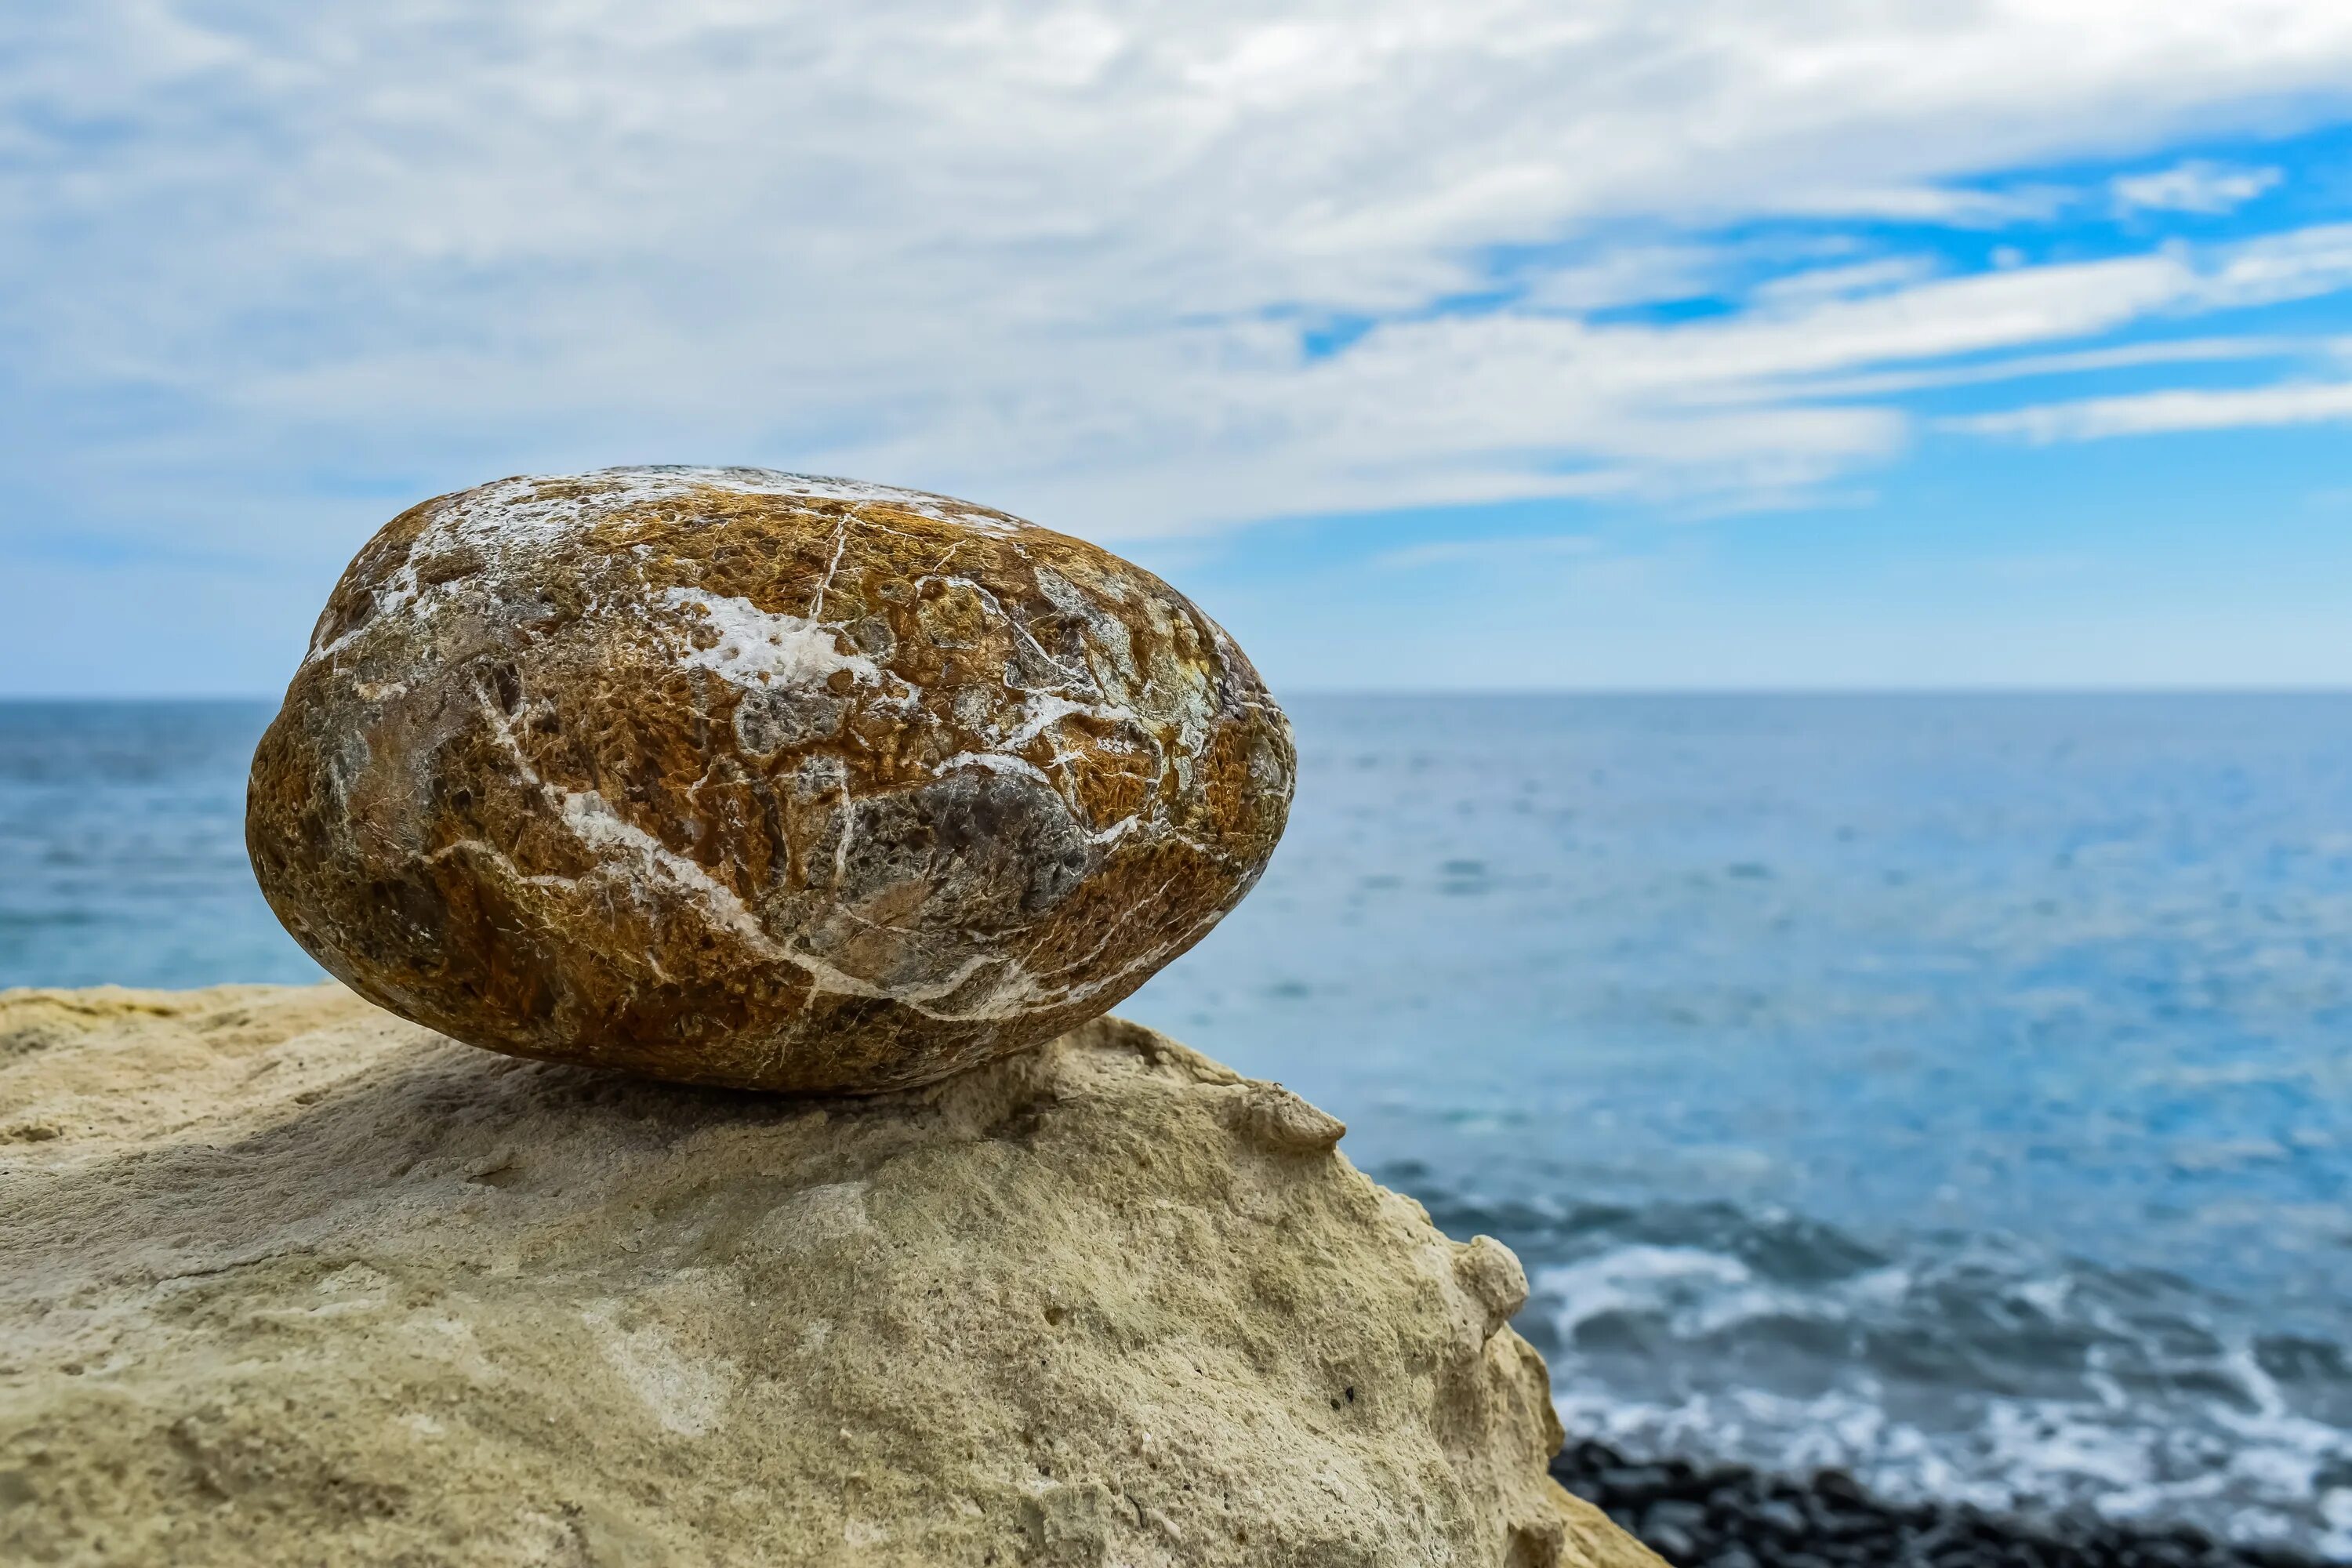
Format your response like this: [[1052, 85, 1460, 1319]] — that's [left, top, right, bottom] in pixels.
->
[[248, 466, 1293, 1091], [0, 985, 1658, 1568]]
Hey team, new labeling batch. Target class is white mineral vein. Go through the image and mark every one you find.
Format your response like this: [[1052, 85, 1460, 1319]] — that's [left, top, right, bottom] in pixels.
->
[[659, 587, 881, 691], [476, 688, 1059, 1024]]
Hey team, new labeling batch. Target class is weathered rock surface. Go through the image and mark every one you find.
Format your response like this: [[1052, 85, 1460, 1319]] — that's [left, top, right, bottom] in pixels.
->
[[1552, 1439, 2327, 1568], [249, 467, 1293, 1092], [0, 984, 1658, 1568]]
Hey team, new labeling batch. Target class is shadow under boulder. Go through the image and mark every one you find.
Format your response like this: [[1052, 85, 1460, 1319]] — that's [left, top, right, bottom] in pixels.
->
[[0, 983, 1653, 1567]]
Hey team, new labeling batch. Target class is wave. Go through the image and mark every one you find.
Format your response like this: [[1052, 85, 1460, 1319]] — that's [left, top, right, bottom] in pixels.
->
[[1426, 1194, 2352, 1557]]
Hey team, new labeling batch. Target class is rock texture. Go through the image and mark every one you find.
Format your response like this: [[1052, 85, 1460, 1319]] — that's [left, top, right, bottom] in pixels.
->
[[1552, 1440, 2327, 1568], [248, 467, 1293, 1092], [0, 984, 1658, 1568]]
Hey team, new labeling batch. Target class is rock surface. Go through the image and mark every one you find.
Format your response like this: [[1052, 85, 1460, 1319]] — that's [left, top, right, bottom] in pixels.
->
[[0, 984, 1657, 1568], [1551, 1439, 2328, 1568], [249, 467, 1293, 1092]]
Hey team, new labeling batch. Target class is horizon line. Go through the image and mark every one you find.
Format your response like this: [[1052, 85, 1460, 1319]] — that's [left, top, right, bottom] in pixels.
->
[[9, 685, 2352, 704]]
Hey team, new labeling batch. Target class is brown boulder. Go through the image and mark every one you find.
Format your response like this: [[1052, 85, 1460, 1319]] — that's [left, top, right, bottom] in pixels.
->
[[248, 468, 1292, 1091]]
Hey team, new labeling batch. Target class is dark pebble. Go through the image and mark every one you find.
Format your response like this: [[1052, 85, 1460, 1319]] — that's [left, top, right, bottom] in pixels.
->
[[1550, 1439, 2330, 1568]]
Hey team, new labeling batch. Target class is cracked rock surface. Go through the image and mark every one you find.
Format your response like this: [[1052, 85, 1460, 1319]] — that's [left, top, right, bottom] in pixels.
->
[[249, 466, 1293, 1092], [0, 985, 1657, 1568]]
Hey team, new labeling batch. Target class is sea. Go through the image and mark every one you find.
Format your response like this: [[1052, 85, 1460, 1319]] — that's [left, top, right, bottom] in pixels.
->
[[7, 695, 2352, 1555]]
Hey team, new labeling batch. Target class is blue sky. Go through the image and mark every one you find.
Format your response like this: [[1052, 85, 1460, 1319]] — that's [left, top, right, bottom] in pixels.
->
[[5, 4, 2352, 694]]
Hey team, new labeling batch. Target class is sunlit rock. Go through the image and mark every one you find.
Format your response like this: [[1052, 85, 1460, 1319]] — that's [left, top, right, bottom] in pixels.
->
[[248, 467, 1292, 1091], [0, 985, 1658, 1567]]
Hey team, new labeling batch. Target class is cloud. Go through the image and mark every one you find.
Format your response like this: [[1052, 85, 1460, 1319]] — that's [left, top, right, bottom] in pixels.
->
[[1793, 336, 2303, 398], [2198, 223, 2352, 309], [1750, 256, 1945, 306], [1514, 245, 1739, 313], [1777, 183, 2072, 227], [2113, 159, 2284, 214], [1373, 534, 1602, 569], [8, 2, 2352, 550], [1951, 379, 2352, 442]]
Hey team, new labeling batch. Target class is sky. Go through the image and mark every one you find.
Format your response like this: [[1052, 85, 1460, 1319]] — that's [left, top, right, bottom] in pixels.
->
[[5, 2, 2352, 694]]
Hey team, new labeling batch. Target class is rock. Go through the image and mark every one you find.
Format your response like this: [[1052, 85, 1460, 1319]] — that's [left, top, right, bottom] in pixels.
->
[[1456, 1234, 1534, 1339], [0, 984, 1658, 1568], [248, 466, 1293, 1093], [1549, 1438, 2335, 1568]]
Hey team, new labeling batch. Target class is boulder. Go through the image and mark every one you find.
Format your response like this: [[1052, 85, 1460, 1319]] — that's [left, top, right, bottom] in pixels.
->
[[0, 985, 1657, 1568], [248, 467, 1293, 1092]]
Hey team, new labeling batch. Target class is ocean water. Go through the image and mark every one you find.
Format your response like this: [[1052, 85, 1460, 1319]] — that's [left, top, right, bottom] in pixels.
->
[[6, 695, 2352, 1554]]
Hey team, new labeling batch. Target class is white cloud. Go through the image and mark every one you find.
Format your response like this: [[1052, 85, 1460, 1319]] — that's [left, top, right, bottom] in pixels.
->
[[2113, 159, 2284, 214], [2198, 223, 2352, 308], [1778, 183, 2072, 227], [1751, 256, 1945, 306], [1951, 379, 2352, 442], [1514, 245, 1737, 314], [1794, 337, 2302, 399], [6, 2, 2352, 546], [1374, 534, 1602, 569]]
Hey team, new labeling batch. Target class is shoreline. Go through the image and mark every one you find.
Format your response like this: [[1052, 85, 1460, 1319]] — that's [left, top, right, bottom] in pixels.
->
[[9, 975, 2344, 1559], [1552, 1439, 2330, 1567]]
